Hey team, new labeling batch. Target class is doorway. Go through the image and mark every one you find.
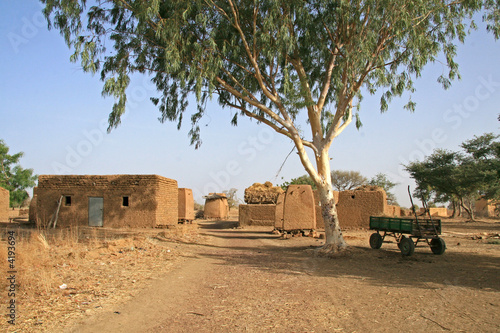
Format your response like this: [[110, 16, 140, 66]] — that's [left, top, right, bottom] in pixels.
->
[[88, 197, 104, 227]]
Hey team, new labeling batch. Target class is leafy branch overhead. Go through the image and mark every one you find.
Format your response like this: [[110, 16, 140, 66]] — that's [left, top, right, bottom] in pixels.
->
[[42, 0, 499, 154]]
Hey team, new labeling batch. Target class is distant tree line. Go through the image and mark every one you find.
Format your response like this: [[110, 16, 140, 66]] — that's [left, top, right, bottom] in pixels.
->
[[405, 133, 500, 221]]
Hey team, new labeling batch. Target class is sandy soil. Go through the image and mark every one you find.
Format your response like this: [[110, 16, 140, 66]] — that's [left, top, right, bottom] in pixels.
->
[[2, 218, 500, 332]]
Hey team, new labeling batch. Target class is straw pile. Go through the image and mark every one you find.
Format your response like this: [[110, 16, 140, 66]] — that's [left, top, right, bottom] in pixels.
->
[[244, 182, 284, 204]]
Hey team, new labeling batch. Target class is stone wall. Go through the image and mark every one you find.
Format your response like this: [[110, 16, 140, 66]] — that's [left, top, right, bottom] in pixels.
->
[[36, 175, 178, 228], [0, 187, 9, 222], [178, 188, 195, 221], [239, 204, 276, 226]]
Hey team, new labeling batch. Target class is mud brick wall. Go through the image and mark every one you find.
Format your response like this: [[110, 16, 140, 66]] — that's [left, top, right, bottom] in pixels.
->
[[282, 185, 316, 230], [204, 194, 229, 219], [385, 205, 402, 217], [178, 188, 195, 221], [418, 207, 449, 217], [36, 175, 178, 228], [155, 177, 179, 226], [239, 204, 276, 226], [29, 187, 37, 223], [0, 187, 9, 222], [475, 198, 497, 217], [337, 189, 386, 228], [274, 193, 285, 229]]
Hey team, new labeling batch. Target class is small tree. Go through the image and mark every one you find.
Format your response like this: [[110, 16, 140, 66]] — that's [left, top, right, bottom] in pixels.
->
[[0, 140, 37, 207], [279, 174, 317, 191], [330, 170, 367, 192], [223, 188, 240, 209], [41, 0, 499, 252], [368, 173, 399, 205]]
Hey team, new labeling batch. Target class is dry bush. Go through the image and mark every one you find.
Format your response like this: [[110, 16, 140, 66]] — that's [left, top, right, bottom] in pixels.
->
[[0, 225, 192, 332]]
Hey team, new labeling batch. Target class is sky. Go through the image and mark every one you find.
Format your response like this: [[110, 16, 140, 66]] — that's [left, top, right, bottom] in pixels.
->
[[1, 1, 499, 207]]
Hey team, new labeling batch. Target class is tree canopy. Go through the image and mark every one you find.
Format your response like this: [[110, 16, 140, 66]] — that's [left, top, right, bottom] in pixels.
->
[[331, 170, 367, 191], [0, 140, 37, 207], [368, 173, 399, 205], [42, 0, 499, 153]]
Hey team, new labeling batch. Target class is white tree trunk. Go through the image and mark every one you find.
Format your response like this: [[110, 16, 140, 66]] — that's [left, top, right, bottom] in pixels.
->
[[310, 149, 347, 253], [317, 178, 347, 252]]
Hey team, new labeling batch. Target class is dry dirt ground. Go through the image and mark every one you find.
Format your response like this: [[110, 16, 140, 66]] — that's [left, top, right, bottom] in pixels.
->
[[2, 218, 500, 332]]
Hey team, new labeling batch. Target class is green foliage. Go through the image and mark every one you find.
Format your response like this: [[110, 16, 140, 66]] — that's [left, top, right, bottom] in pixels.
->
[[368, 173, 399, 205], [279, 174, 317, 191], [223, 188, 240, 208], [331, 170, 367, 191], [405, 133, 500, 220], [40, 0, 499, 150], [0, 140, 37, 207]]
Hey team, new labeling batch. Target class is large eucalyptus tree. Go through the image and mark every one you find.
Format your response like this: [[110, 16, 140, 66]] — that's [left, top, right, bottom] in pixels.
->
[[41, 0, 499, 252]]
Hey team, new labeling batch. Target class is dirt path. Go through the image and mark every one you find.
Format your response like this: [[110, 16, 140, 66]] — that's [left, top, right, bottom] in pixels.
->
[[67, 221, 500, 333]]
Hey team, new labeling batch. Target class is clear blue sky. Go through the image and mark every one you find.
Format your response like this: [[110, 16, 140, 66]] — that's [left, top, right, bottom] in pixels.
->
[[1, 1, 499, 207]]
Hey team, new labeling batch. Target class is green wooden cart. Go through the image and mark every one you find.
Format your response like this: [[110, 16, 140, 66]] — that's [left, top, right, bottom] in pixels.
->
[[369, 216, 446, 256]]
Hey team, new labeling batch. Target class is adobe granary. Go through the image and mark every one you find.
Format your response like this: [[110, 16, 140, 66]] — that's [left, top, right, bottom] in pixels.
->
[[281, 185, 316, 231], [0, 187, 9, 222], [178, 188, 195, 223], [34, 175, 178, 228], [204, 193, 229, 219], [239, 182, 284, 226]]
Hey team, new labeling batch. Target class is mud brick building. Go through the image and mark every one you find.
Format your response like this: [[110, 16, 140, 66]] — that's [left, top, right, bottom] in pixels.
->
[[475, 198, 498, 217], [336, 187, 388, 228], [418, 207, 449, 217], [34, 175, 178, 228], [178, 188, 195, 222], [0, 187, 9, 222], [274, 193, 285, 229]]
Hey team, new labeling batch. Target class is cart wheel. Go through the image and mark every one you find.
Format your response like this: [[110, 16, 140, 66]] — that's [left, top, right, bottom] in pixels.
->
[[399, 237, 415, 256], [430, 237, 446, 255], [369, 233, 383, 249], [397, 235, 407, 250]]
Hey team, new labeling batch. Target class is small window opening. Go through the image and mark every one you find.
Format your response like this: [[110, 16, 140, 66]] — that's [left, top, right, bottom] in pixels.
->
[[122, 196, 129, 207], [65, 196, 72, 206], [351, 195, 356, 199]]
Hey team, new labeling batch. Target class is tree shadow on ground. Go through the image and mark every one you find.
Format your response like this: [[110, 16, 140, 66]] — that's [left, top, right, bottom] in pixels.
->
[[195, 227, 500, 293]]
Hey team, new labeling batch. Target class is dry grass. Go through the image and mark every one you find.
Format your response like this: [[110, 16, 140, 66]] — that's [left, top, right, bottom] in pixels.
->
[[0, 224, 200, 332]]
